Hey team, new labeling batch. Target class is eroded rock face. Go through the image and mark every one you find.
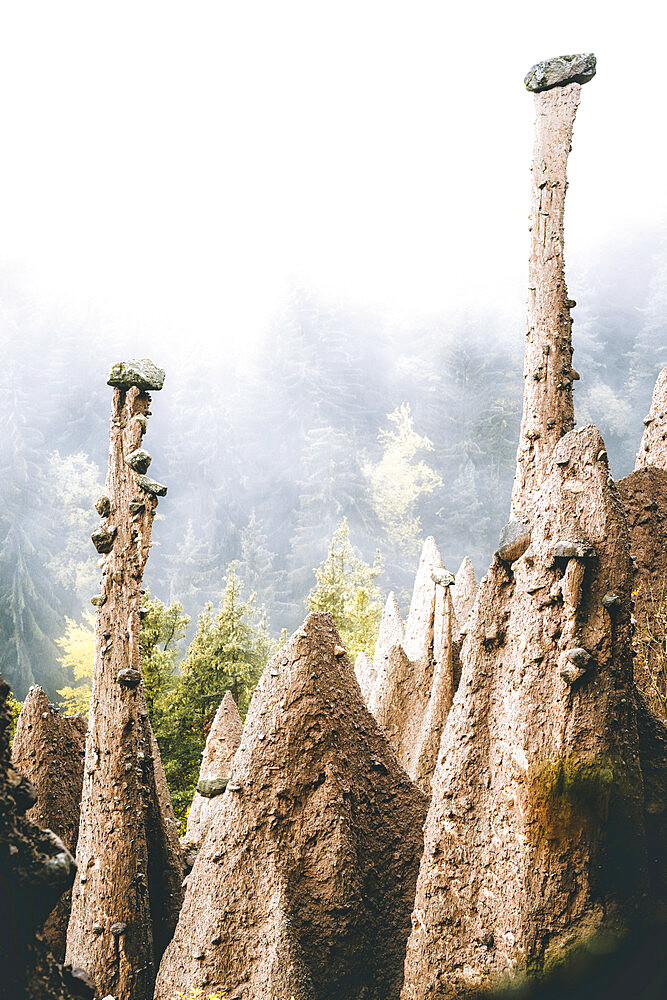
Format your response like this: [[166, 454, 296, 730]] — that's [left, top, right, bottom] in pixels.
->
[[154, 612, 428, 1000], [66, 367, 184, 1000], [451, 556, 478, 632], [11, 688, 86, 961], [616, 467, 667, 599], [0, 677, 90, 1000], [368, 539, 459, 791], [634, 367, 667, 471], [180, 691, 243, 858], [401, 427, 649, 999]]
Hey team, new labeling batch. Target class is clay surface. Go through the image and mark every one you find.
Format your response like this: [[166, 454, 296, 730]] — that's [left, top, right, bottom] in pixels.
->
[[368, 539, 459, 790], [451, 556, 478, 632], [181, 690, 243, 856], [154, 612, 427, 1000], [66, 374, 183, 1000], [11, 687, 86, 960], [402, 427, 648, 998], [634, 367, 667, 471]]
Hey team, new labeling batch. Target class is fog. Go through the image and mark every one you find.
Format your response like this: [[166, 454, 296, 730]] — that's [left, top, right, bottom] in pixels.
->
[[0, 1, 665, 698]]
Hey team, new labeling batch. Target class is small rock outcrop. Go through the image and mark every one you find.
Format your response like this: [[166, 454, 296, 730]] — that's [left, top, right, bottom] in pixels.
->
[[401, 427, 650, 999], [511, 55, 596, 519], [367, 539, 460, 790], [10, 688, 86, 960], [154, 612, 428, 1000], [0, 676, 90, 1000], [180, 690, 243, 860], [355, 591, 405, 708], [66, 363, 184, 1000], [634, 367, 667, 471]]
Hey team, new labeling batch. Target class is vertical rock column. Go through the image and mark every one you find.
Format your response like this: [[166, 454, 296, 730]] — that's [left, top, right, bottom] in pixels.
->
[[66, 360, 183, 1000], [511, 54, 596, 519]]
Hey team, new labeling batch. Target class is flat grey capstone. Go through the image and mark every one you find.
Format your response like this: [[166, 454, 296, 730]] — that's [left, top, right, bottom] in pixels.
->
[[524, 53, 596, 92], [431, 568, 456, 587], [135, 473, 167, 497], [107, 359, 165, 391]]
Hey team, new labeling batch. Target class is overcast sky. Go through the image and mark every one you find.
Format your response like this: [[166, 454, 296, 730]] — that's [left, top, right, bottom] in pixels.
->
[[0, 1, 664, 355]]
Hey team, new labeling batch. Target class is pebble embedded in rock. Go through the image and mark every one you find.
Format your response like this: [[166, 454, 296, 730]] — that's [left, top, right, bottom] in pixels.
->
[[116, 668, 142, 689], [125, 449, 152, 474], [135, 474, 167, 497], [110, 922, 127, 936], [552, 540, 591, 560], [497, 518, 532, 563], [196, 777, 228, 798], [91, 526, 117, 554], [95, 496, 111, 517]]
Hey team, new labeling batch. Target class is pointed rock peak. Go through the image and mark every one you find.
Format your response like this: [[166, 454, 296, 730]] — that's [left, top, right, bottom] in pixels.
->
[[155, 610, 427, 1000], [404, 537, 443, 662], [635, 367, 667, 472], [200, 691, 243, 774], [452, 556, 478, 626], [376, 591, 405, 656]]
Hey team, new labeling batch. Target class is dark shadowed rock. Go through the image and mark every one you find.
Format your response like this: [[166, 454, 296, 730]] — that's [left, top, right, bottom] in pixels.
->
[[124, 449, 152, 474], [155, 613, 427, 1000], [10, 687, 86, 962], [524, 53, 596, 92], [135, 474, 167, 497]]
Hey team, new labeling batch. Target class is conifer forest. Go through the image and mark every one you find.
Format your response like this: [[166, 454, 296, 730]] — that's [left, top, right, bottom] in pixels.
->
[[0, 16, 666, 1000]]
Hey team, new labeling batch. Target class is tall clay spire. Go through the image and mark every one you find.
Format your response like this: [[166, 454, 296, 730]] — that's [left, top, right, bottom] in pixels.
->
[[66, 361, 184, 1000], [511, 54, 596, 519], [635, 366, 667, 471]]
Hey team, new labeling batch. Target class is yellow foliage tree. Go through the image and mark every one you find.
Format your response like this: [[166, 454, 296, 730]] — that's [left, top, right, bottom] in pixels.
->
[[365, 403, 443, 559], [56, 612, 95, 715]]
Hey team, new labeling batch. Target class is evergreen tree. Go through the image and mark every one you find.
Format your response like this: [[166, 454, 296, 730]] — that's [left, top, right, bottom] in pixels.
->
[[308, 519, 383, 660], [140, 590, 190, 724]]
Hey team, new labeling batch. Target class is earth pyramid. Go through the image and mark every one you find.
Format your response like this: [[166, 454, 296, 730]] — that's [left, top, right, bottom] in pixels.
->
[[401, 426, 650, 998], [180, 689, 243, 859], [65, 361, 184, 1000], [367, 537, 459, 790], [11, 687, 86, 960], [154, 611, 428, 1000], [634, 366, 667, 471], [355, 590, 405, 707], [0, 676, 90, 1000], [451, 555, 478, 633]]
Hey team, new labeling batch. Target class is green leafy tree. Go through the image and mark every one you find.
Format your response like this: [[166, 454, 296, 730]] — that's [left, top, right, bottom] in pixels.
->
[[7, 690, 22, 744], [308, 519, 383, 661], [140, 590, 190, 725], [364, 403, 442, 562], [156, 564, 275, 825]]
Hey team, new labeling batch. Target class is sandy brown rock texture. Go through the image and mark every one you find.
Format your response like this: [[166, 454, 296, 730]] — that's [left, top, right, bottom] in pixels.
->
[[0, 676, 91, 1000], [368, 538, 459, 790], [401, 426, 650, 999], [154, 612, 428, 1000], [452, 555, 478, 632], [634, 366, 667, 471], [180, 690, 242, 858], [10, 687, 86, 961], [511, 81, 584, 519], [66, 363, 184, 1000]]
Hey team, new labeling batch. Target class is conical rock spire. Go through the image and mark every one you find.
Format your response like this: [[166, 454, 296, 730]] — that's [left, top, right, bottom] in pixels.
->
[[451, 555, 477, 630], [10, 687, 86, 960], [368, 538, 459, 791], [181, 690, 242, 857], [66, 366, 184, 1000], [0, 677, 90, 1000], [402, 426, 651, 998], [635, 367, 667, 471], [154, 612, 427, 1000]]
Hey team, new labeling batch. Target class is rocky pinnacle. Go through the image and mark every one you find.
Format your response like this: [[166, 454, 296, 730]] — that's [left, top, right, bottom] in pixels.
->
[[635, 367, 667, 471], [511, 55, 596, 519], [65, 363, 183, 1000]]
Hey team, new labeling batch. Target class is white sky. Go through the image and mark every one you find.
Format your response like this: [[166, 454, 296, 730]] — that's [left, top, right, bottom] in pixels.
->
[[0, 1, 664, 352]]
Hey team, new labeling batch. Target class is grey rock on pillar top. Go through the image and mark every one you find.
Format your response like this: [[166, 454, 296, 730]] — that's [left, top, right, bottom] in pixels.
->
[[107, 359, 166, 391], [524, 53, 596, 92]]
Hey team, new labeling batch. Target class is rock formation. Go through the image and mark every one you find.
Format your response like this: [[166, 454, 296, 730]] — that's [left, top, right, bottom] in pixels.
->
[[355, 591, 405, 708], [10, 687, 86, 960], [0, 676, 91, 1000], [401, 426, 651, 998], [634, 367, 667, 471], [452, 556, 478, 633], [154, 612, 428, 1000], [367, 538, 459, 790], [511, 53, 596, 519], [180, 690, 243, 862], [65, 361, 184, 1000]]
